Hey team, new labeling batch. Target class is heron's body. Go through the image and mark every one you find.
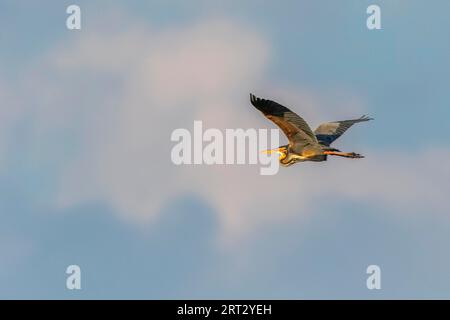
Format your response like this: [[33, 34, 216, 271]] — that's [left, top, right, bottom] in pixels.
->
[[250, 94, 373, 167]]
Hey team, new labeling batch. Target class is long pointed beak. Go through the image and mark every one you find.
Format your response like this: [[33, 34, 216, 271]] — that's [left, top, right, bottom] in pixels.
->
[[261, 149, 283, 155]]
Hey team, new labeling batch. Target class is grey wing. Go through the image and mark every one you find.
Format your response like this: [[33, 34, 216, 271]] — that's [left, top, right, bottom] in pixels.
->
[[314, 115, 373, 146], [250, 94, 318, 148]]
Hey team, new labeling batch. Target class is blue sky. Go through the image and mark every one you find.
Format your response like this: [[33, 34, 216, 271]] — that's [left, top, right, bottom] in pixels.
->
[[1, 0, 450, 299]]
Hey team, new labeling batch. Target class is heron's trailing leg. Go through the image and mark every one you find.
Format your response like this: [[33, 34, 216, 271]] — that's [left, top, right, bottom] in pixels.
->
[[323, 151, 364, 159]]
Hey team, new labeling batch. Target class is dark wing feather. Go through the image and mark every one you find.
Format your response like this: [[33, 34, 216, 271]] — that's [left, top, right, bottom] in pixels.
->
[[250, 94, 317, 146], [314, 115, 373, 146]]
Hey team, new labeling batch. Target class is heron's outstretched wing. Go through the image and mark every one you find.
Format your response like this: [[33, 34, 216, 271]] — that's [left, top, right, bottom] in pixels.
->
[[250, 94, 317, 147], [314, 115, 373, 146]]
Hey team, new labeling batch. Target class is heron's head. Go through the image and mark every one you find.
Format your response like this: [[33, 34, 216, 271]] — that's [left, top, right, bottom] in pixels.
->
[[278, 149, 287, 161], [280, 153, 299, 167], [262, 146, 288, 162]]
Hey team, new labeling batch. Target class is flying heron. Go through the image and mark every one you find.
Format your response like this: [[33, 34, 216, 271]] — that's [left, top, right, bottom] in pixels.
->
[[250, 93, 373, 167]]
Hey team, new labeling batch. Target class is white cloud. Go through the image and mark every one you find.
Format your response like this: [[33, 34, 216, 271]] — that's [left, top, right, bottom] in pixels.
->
[[52, 17, 271, 229]]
